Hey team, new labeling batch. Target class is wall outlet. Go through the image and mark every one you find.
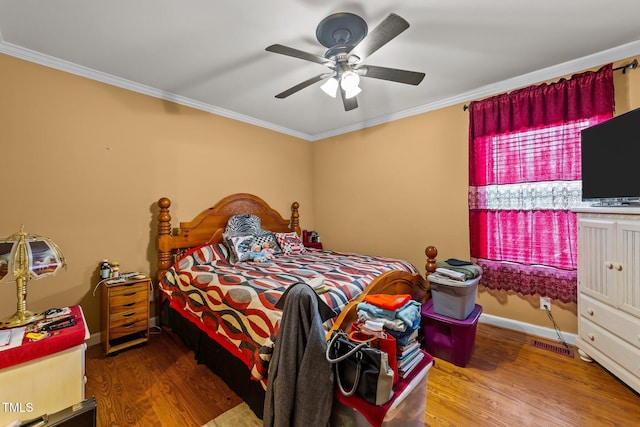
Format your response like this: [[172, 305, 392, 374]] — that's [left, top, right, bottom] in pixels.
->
[[540, 296, 551, 311]]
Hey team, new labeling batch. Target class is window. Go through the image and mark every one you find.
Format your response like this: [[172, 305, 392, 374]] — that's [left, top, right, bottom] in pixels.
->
[[468, 65, 614, 303]]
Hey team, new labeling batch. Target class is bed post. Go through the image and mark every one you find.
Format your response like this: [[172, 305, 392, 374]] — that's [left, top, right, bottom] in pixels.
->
[[290, 201, 301, 235], [425, 245, 438, 276], [157, 197, 173, 282]]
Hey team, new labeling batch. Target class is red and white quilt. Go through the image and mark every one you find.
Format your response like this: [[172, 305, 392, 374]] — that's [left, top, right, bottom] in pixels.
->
[[160, 243, 417, 384]]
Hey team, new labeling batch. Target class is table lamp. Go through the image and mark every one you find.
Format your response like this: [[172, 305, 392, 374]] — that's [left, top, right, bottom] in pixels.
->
[[0, 225, 66, 328]]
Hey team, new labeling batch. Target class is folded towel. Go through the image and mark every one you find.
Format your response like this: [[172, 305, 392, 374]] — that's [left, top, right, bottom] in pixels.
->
[[364, 294, 411, 310], [357, 299, 422, 331], [436, 260, 482, 279], [445, 258, 473, 266], [357, 311, 407, 332], [435, 268, 467, 281]]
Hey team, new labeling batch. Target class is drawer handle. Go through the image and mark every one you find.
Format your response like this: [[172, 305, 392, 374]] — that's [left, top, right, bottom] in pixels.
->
[[123, 312, 135, 318], [123, 292, 137, 297], [588, 333, 595, 341], [123, 302, 136, 307], [587, 308, 594, 316], [122, 322, 136, 328]]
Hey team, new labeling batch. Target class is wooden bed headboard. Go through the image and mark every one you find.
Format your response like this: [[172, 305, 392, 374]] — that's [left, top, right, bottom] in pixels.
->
[[157, 193, 300, 282]]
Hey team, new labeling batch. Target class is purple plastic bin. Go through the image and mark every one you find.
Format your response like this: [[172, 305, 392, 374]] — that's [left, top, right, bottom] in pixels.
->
[[421, 299, 482, 367]]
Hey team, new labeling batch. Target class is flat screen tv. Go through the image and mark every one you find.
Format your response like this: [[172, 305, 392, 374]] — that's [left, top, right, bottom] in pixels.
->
[[581, 107, 640, 206]]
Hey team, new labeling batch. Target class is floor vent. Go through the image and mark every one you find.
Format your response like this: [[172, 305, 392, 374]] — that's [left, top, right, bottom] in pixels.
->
[[530, 339, 575, 358]]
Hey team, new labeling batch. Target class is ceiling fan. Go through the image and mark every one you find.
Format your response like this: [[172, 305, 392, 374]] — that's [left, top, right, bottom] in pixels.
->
[[266, 12, 425, 111]]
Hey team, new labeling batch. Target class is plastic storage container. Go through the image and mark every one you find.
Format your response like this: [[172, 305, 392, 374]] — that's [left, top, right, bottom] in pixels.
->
[[427, 274, 480, 320], [421, 299, 482, 367], [330, 353, 434, 427]]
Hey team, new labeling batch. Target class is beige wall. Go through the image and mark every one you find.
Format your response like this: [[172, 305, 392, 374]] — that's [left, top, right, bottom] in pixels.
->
[[1, 52, 639, 337], [312, 57, 640, 335], [0, 54, 313, 334]]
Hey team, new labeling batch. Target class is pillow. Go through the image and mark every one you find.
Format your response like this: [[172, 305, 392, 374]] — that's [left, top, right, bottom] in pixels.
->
[[225, 234, 256, 263], [275, 231, 306, 255], [224, 214, 263, 238], [252, 231, 282, 255], [247, 242, 276, 263]]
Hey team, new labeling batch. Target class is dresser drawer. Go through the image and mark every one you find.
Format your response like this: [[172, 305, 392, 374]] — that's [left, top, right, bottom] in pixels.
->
[[579, 294, 640, 348], [579, 318, 640, 383]]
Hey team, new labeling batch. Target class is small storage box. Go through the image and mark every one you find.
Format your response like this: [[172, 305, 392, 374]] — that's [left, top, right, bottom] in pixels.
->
[[428, 274, 480, 320], [330, 354, 434, 427], [421, 300, 482, 367]]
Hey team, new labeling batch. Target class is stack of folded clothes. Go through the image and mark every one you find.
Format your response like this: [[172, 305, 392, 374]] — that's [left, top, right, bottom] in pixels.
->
[[356, 294, 424, 379], [432, 258, 482, 283]]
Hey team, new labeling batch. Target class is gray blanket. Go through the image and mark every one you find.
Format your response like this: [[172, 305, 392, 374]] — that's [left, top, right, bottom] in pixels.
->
[[263, 283, 337, 427]]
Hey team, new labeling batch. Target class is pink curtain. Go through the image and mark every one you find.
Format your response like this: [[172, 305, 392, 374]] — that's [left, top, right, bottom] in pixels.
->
[[468, 65, 614, 303]]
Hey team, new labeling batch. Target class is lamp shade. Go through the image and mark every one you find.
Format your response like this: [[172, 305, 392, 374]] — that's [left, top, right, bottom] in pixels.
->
[[0, 226, 66, 327], [0, 229, 65, 283]]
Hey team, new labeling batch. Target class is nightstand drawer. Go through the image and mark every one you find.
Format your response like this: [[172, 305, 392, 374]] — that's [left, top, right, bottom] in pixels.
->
[[101, 277, 151, 354], [109, 318, 148, 340], [110, 281, 148, 297], [110, 292, 148, 313], [110, 305, 147, 323]]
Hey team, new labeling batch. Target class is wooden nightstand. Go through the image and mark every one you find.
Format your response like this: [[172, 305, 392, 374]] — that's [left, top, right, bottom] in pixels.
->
[[101, 277, 151, 355]]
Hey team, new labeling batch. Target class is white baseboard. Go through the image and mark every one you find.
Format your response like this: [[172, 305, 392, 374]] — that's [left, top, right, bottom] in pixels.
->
[[86, 316, 159, 347], [479, 313, 577, 345]]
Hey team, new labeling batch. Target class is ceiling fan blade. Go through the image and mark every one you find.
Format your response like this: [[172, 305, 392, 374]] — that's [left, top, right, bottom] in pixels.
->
[[266, 44, 331, 66], [275, 73, 330, 99], [340, 86, 358, 111], [358, 65, 425, 85], [348, 13, 409, 62]]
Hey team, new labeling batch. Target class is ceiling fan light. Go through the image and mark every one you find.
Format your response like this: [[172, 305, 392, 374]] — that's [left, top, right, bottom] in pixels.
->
[[340, 71, 360, 91], [344, 85, 362, 99], [320, 77, 338, 97]]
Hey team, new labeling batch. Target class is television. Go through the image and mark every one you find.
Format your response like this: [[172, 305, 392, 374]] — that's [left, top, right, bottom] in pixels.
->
[[581, 107, 640, 206]]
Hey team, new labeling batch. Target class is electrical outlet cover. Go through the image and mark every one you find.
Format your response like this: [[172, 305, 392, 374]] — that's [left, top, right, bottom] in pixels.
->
[[540, 297, 551, 310]]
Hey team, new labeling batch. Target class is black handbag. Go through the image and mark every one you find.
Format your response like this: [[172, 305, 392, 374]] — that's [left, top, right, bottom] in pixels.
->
[[326, 330, 394, 406]]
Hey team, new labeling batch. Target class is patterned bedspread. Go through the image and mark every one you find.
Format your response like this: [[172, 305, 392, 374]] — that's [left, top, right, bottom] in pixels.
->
[[159, 243, 418, 384]]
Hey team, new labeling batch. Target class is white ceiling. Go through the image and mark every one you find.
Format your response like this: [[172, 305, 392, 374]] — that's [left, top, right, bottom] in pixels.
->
[[1, 1, 640, 141]]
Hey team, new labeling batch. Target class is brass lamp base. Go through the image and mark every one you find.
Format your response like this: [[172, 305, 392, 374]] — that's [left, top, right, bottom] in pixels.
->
[[1, 310, 43, 328]]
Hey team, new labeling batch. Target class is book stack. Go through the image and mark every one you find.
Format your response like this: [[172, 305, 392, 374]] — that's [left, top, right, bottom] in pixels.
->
[[396, 328, 424, 379]]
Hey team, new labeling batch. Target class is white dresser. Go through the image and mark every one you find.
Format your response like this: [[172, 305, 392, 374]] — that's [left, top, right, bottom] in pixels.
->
[[575, 207, 640, 394], [0, 306, 89, 425]]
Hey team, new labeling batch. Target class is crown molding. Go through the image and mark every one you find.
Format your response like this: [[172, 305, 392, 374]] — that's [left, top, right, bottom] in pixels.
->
[[2, 37, 640, 142], [310, 40, 640, 141], [0, 39, 313, 141]]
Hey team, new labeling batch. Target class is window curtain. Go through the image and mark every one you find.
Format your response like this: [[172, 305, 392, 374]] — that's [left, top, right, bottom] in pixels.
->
[[468, 64, 614, 303]]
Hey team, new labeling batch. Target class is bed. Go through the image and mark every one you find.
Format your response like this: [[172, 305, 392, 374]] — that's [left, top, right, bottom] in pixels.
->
[[155, 193, 437, 417]]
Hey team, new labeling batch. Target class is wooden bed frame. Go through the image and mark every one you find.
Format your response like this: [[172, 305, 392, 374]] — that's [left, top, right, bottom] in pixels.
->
[[154, 192, 437, 416], [157, 193, 437, 309]]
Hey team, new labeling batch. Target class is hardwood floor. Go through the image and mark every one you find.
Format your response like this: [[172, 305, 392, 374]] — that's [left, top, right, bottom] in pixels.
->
[[85, 324, 640, 427], [85, 328, 242, 427]]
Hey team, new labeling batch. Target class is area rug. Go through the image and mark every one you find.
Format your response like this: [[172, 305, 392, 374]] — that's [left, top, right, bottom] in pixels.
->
[[202, 402, 262, 427]]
